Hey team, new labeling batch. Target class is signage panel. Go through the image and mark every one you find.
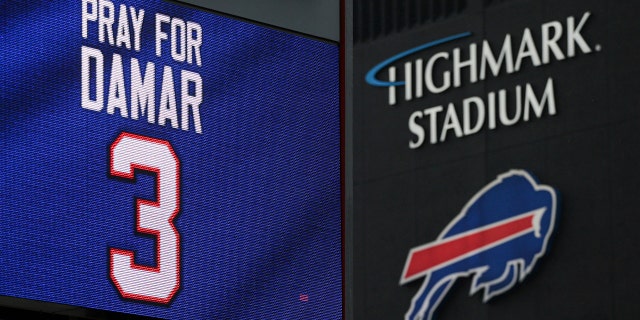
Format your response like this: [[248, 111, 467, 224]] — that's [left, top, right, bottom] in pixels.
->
[[351, 0, 640, 319], [0, 1, 341, 319]]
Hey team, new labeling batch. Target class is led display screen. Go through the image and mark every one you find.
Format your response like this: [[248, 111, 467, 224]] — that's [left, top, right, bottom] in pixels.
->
[[0, 0, 341, 319]]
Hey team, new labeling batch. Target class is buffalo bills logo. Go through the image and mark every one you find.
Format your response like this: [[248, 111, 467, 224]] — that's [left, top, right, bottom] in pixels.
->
[[400, 170, 558, 320]]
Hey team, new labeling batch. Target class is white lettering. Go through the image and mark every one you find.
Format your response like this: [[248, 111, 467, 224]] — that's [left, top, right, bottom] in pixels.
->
[[425, 52, 451, 94], [98, 0, 115, 45], [388, 66, 397, 106], [440, 103, 463, 142], [114, 4, 131, 49], [567, 12, 592, 57], [480, 35, 514, 80], [406, 78, 557, 148], [82, 0, 98, 39], [106, 53, 128, 118], [80, 49, 204, 133], [155, 13, 170, 57], [186, 21, 203, 66], [523, 78, 556, 121], [541, 21, 565, 64], [408, 111, 425, 149], [514, 28, 542, 71], [158, 66, 179, 129], [180, 70, 203, 133], [463, 96, 485, 136], [415, 59, 424, 99], [500, 85, 521, 126], [424, 106, 443, 145], [81, 46, 104, 112], [453, 44, 477, 87], [155, 14, 203, 65], [404, 62, 412, 101], [171, 18, 187, 62], [129, 6, 145, 52], [130, 58, 155, 123]]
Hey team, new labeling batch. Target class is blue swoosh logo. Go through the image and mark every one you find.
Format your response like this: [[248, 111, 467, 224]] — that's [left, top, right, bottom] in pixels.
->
[[365, 32, 473, 87]]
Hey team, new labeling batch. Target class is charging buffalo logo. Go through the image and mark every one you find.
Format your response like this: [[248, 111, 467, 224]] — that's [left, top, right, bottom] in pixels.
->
[[400, 170, 558, 320]]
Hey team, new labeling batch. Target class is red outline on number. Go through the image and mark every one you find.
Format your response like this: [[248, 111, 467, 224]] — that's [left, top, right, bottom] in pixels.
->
[[109, 132, 181, 304]]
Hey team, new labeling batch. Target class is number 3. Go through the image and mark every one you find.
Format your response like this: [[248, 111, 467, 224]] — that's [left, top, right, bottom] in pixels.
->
[[109, 132, 181, 304]]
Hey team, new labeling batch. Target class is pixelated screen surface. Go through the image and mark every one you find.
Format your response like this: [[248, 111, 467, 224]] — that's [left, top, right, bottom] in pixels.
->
[[0, 0, 341, 319]]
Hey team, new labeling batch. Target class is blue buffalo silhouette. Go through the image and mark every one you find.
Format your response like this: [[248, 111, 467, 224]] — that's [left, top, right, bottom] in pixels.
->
[[400, 170, 558, 320]]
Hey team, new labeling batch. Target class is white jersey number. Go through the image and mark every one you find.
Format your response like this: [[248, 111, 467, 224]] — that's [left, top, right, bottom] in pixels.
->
[[109, 132, 181, 304]]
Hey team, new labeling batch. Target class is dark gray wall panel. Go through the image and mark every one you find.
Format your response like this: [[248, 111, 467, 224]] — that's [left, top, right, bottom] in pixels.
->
[[351, 0, 640, 319], [176, 0, 339, 41]]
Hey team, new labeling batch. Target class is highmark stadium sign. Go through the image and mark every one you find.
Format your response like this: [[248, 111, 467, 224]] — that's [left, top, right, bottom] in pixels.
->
[[351, 2, 640, 319], [365, 12, 596, 149]]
